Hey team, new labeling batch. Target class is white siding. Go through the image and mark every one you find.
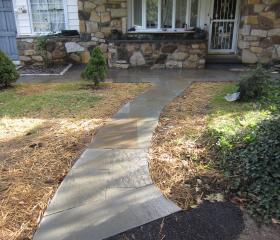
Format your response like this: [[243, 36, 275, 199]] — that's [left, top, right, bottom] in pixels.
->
[[198, 0, 212, 29], [13, 0, 79, 36], [13, 0, 32, 35], [66, 0, 79, 31]]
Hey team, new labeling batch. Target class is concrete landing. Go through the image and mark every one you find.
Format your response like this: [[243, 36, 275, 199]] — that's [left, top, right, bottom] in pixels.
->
[[33, 69, 240, 240]]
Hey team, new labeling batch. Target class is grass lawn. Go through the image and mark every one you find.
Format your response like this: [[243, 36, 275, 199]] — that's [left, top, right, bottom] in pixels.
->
[[150, 80, 280, 238], [0, 81, 150, 240]]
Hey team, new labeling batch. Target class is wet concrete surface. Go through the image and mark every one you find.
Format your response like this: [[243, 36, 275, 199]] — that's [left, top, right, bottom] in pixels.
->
[[32, 67, 241, 240]]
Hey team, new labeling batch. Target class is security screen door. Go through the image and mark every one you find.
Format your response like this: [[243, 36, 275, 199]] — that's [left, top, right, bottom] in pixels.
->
[[209, 0, 239, 53]]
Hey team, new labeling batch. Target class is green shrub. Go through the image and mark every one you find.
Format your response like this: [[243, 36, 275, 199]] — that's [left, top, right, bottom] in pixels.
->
[[35, 36, 51, 67], [0, 50, 19, 88], [238, 64, 270, 101], [224, 117, 280, 223], [81, 47, 107, 86]]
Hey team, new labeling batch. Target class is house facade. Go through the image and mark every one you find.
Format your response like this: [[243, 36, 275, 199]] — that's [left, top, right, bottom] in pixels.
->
[[0, 0, 279, 68]]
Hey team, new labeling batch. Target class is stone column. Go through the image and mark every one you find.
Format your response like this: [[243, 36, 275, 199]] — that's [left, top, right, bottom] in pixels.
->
[[238, 0, 280, 64]]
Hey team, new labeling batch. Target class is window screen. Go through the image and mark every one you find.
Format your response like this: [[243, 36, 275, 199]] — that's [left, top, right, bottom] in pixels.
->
[[30, 0, 65, 33]]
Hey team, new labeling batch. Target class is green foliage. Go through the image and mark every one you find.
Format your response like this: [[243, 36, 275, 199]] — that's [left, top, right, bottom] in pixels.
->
[[81, 47, 107, 86], [224, 117, 280, 223], [238, 64, 270, 101], [207, 80, 280, 223], [0, 50, 19, 87], [35, 36, 51, 67]]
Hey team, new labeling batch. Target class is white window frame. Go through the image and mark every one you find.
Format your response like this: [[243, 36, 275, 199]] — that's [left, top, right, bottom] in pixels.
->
[[131, 0, 200, 32], [27, 0, 69, 35]]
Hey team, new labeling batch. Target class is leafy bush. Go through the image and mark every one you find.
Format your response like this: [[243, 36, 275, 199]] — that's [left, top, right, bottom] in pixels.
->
[[81, 47, 107, 86], [223, 117, 280, 223], [238, 64, 270, 101], [0, 50, 19, 87], [35, 36, 51, 67]]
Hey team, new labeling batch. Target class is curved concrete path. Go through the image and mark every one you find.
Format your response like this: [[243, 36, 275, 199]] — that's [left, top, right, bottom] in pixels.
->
[[34, 69, 240, 240]]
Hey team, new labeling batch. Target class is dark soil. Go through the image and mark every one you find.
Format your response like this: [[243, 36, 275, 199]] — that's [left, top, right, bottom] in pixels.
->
[[106, 202, 244, 240], [20, 64, 69, 75]]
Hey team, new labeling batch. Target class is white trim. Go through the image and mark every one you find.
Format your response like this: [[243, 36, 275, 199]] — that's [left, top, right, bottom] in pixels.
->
[[143, 0, 146, 29], [197, 0, 201, 28], [131, 0, 134, 26], [130, 29, 195, 33], [186, 0, 191, 27], [21, 63, 72, 76], [26, 0, 35, 35], [158, 0, 161, 29], [63, 0, 69, 29], [232, 0, 240, 54], [172, 0, 176, 29]]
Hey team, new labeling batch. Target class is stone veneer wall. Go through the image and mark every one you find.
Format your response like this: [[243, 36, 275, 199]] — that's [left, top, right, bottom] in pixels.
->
[[238, 0, 280, 64], [78, 0, 127, 40], [17, 36, 108, 65], [108, 40, 207, 69], [17, 36, 206, 69]]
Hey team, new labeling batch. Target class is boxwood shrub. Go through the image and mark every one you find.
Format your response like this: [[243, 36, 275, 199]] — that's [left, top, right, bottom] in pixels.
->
[[0, 50, 19, 87], [238, 64, 270, 101]]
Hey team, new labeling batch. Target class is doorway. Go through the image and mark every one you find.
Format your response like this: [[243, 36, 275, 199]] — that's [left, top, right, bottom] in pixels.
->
[[208, 0, 240, 54]]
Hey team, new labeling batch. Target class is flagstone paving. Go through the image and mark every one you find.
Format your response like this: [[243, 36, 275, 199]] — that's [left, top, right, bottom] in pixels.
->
[[33, 69, 240, 240]]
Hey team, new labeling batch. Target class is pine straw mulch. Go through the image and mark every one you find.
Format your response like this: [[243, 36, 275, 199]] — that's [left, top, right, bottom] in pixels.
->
[[149, 82, 229, 209], [0, 82, 150, 240]]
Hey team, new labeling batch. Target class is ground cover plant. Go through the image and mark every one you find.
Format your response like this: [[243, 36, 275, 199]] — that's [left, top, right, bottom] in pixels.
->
[[0, 81, 149, 240], [150, 77, 280, 234], [0, 50, 19, 88]]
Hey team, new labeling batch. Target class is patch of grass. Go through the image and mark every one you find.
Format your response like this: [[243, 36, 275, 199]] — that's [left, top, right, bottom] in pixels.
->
[[0, 82, 102, 118], [208, 84, 271, 142]]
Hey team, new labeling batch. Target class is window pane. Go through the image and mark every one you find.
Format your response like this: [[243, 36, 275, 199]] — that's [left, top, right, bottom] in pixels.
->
[[190, 0, 199, 27], [146, 0, 158, 28], [30, 0, 65, 32], [161, 0, 173, 28], [134, 0, 142, 27], [175, 0, 187, 28]]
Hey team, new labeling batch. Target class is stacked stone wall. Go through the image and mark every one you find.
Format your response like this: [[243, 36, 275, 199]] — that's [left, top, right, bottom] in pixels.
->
[[17, 36, 108, 66], [238, 0, 280, 64], [108, 40, 207, 69], [78, 0, 127, 40]]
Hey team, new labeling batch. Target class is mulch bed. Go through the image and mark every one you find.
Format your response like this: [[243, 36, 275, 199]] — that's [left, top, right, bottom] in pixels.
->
[[0, 83, 150, 240], [20, 64, 70, 75], [106, 202, 244, 240]]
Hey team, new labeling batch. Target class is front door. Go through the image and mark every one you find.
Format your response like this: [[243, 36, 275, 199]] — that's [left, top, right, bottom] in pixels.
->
[[208, 0, 240, 54], [0, 0, 18, 61]]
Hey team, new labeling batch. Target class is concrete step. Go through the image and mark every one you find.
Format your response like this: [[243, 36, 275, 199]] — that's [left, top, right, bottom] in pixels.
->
[[206, 54, 241, 64]]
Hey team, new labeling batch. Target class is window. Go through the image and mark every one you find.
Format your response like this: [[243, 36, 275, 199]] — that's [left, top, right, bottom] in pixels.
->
[[132, 0, 200, 31], [161, 0, 173, 28], [30, 0, 66, 33], [176, 0, 187, 28], [134, 0, 142, 27], [146, 0, 158, 28]]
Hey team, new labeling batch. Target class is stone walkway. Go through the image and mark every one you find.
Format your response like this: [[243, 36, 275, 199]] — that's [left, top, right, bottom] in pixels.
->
[[33, 69, 240, 240]]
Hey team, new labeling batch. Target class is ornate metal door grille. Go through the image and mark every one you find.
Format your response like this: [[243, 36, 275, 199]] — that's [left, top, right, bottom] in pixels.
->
[[209, 0, 238, 52]]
